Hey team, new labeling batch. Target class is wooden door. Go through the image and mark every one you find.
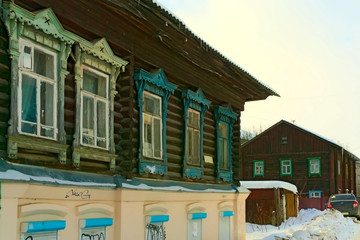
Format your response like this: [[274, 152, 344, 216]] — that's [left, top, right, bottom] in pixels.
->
[[285, 193, 297, 219]]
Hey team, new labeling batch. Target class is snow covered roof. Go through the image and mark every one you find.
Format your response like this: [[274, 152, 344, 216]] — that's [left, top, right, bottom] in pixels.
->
[[240, 180, 298, 194], [0, 158, 248, 193]]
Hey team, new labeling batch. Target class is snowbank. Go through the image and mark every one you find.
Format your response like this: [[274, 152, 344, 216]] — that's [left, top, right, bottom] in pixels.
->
[[247, 209, 360, 240], [288, 209, 360, 240]]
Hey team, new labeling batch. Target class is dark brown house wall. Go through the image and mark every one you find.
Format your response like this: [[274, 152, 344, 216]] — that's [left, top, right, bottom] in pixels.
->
[[241, 121, 340, 198], [0, 20, 10, 157]]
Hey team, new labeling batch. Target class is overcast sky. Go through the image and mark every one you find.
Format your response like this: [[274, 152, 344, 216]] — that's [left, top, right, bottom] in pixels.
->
[[156, 0, 360, 156]]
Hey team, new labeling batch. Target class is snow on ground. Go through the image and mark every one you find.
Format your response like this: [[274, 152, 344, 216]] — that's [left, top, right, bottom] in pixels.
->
[[246, 208, 360, 240]]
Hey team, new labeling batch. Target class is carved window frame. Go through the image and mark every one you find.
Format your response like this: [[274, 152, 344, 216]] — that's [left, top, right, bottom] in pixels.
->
[[2, 3, 75, 163], [72, 39, 127, 170], [134, 68, 177, 176], [80, 65, 110, 150], [2, 3, 128, 169], [214, 105, 237, 182], [182, 89, 211, 179], [18, 38, 58, 140]]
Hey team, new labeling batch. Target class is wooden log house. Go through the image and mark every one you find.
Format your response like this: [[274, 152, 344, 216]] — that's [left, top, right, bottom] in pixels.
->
[[241, 120, 359, 210], [0, 1, 277, 240]]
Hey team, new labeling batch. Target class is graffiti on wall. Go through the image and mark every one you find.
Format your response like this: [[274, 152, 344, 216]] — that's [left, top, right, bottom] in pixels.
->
[[81, 233, 105, 240], [146, 223, 166, 240], [65, 189, 91, 199]]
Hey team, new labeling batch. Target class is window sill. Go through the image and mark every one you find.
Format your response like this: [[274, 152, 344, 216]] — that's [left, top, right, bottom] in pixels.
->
[[184, 166, 202, 179], [218, 170, 232, 182], [139, 159, 166, 175], [72, 146, 116, 170], [8, 134, 68, 164]]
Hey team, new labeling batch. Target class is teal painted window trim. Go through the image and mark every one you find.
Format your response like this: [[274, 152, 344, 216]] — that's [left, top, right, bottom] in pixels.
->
[[182, 89, 211, 179], [308, 157, 321, 176], [134, 69, 177, 176], [80, 218, 113, 229], [214, 105, 238, 182], [309, 191, 321, 198], [21, 220, 66, 233], [280, 159, 292, 177], [253, 160, 264, 177]]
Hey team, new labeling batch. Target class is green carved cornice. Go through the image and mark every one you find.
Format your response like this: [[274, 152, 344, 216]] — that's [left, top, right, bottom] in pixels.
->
[[2, 1, 74, 45], [78, 38, 128, 71], [1, 1, 128, 71]]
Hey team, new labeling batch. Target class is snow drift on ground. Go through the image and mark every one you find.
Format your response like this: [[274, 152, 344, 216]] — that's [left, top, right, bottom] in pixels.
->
[[246, 208, 360, 240]]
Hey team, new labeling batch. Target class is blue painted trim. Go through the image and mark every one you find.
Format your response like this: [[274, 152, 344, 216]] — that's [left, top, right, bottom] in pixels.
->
[[23, 220, 66, 233], [81, 218, 113, 229], [134, 68, 178, 176], [139, 161, 166, 175], [191, 213, 207, 219], [218, 171, 232, 182], [150, 215, 169, 223], [134, 69, 177, 94], [182, 88, 211, 179], [223, 211, 234, 217], [214, 105, 237, 182], [182, 89, 211, 109], [184, 167, 202, 179], [309, 191, 322, 198]]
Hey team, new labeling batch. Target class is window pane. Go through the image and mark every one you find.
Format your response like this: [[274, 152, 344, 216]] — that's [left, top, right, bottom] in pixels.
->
[[34, 48, 54, 79], [193, 130, 200, 165], [97, 100, 107, 148], [255, 162, 263, 175], [40, 126, 54, 138], [188, 219, 202, 240], [82, 95, 94, 136], [143, 114, 153, 157], [153, 118, 161, 158], [219, 138, 224, 169], [144, 94, 160, 116], [83, 135, 95, 146], [223, 139, 229, 170], [219, 216, 230, 240], [21, 74, 37, 123], [282, 161, 291, 174], [83, 70, 107, 97], [40, 81, 54, 127], [23, 46, 32, 69], [97, 101, 106, 138], [187, 129, 193, 164], [146, 223, 165, 240], [21, 122, 36, 135], [219, 123, 228, 138], [97, 138, 107, 149], [81, 227, 106, 240], [188, 110, 200, 129]]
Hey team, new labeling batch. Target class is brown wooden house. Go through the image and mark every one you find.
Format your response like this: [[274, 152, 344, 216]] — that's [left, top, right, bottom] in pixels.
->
[[0, 1, 278, 239], [241, 120, 359, 210]]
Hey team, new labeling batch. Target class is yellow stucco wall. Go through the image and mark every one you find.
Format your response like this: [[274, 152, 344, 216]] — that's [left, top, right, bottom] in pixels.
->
[[0, 182, 249, 240]]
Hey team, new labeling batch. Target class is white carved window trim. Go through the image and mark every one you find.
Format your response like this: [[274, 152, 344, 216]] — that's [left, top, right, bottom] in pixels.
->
[[18, 38, 58, 140], [80, 65, 109, 150]]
